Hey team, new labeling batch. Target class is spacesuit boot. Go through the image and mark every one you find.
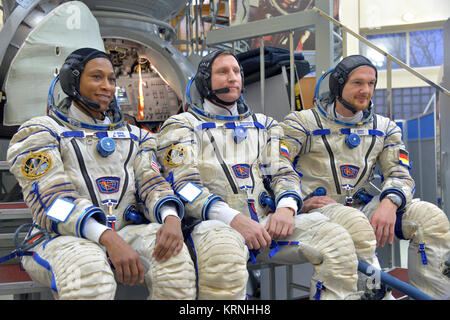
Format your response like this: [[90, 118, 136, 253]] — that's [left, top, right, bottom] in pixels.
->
[[401, 200, 450, 299]]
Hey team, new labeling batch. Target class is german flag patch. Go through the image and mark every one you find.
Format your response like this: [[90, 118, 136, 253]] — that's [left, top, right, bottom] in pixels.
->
[[398, 149, 410, 168]]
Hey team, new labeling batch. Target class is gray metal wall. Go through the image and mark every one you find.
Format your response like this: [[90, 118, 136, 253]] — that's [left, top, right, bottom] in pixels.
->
[[403, 112, 439, 206], [440, 19, 450, 217]]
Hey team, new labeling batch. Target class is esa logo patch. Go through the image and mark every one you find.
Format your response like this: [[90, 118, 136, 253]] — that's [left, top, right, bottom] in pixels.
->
[[340, 165, 360, 179], [96, 177, 120, 194], [232, 164, 250, 179]]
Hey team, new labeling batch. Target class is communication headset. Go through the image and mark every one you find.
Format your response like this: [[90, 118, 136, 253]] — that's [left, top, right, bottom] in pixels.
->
[[329, 55, 378, 99], [194, 49, 245, 106], [59, 48, 119, 113]]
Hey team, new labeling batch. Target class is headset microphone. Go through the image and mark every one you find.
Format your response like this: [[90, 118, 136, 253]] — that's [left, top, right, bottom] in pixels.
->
[[210, 87, 230, 95]]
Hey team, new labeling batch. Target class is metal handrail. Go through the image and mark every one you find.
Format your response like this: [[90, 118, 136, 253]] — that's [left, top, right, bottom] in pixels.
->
[[313, 7, 450, 97]]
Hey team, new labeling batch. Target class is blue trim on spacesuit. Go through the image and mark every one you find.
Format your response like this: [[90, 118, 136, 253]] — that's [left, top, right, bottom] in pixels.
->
[[10, 145, 59, 167], [153, 196, 184, 224], [173, 174, 202, 193], [379, 188, 407, 211], [190, 105, 251, 122], [32, 252, 58, 293], [16, 123, 61, 141], [312, 128, 384, 137], [276, 191, 303, 214], [76, 206, 107, 238], [315, 102, 375, 128], [52, 107, 125, 131], [201, 195, 223, 221]]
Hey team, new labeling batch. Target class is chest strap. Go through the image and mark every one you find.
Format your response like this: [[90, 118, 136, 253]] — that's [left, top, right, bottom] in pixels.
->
[[60, 130, 138, 141], [197, 121, 265, 130], [312, 128, 383, 137]]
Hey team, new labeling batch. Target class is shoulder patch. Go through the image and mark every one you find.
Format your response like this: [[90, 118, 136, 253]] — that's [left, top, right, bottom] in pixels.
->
[[280, 141, 291, 160], [165, 144, 186, 167], [21, 152, 52, 179], [399, 149, 410, 168]]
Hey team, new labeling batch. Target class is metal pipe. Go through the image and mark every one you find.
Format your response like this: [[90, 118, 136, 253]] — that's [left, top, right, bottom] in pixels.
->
[[418, 115, 424, 200], [286, 265, 293, 299], [422, 93, 436, 115], [269, 264, 275, 299], [358, 260, 434, 300], [289, 31, 295, 111], [260, 36, 265, 114], [342, 29, 347, 58], [386, 56, 393, 119]]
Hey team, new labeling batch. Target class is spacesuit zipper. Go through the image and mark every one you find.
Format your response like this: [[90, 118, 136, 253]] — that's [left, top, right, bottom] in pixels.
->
[[47, 114, 100, 207], [353, 116, 378, 188], [70, 139, 99, 207], [205, 130, 239, 194], [115, 124, 134, 209], [311, 109, 341, 194], [189, 110, 240, 194], [249, 114, 261, 193]]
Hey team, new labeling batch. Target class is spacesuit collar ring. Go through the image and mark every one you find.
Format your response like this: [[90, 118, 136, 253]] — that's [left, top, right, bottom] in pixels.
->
[[191, 105, 251, 122], [52, 107, 125, 131]]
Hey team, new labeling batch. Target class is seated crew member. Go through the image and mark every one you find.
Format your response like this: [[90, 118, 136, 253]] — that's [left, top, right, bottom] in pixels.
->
[[7, 48, 196, 300], [157, 49, 363, 300], [281, 54, 450, 299]]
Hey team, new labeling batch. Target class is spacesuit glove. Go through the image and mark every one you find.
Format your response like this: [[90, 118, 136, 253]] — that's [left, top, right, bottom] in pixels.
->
[[153, 215, 184, 262]]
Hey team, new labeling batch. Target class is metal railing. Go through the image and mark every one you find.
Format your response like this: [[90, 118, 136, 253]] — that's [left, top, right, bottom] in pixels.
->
[[312, 6, 450, 119]]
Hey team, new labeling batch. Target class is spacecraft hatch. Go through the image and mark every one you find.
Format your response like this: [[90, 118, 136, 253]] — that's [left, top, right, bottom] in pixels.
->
[[0, 0, 195, 136]]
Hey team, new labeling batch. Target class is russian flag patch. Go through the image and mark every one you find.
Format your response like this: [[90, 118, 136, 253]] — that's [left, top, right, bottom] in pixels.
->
[[399, 149, 410, 168], [280, 141, 291, 160]]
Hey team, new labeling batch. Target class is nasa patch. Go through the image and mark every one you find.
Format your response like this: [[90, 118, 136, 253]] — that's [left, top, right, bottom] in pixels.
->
[[96, 177, 120, 194], [340, 165, 360, 179], [232, 164, 250, 179]]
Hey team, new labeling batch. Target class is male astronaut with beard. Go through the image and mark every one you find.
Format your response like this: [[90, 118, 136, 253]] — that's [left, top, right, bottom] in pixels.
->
[[7, 48, 196, 300], [281, 55, 450, 299], [157, 49, 364, 300]]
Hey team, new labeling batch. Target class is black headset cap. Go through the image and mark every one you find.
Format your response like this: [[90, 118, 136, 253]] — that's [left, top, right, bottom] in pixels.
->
[[194, 49, 244, 103], [329, 55, 378, 98], [59, 48, 115, 111]]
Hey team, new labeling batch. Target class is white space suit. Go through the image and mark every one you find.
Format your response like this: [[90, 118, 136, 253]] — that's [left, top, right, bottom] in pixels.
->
[[282, 102, 450, 299], [7, 102, 196, 299], [157, 99, 362, 300]]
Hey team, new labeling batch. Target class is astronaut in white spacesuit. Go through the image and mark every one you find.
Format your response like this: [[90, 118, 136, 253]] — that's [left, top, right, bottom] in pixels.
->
[[281, 55, 450, 299], [157, 49, 364, 300], [7, 48, 196, 300]]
